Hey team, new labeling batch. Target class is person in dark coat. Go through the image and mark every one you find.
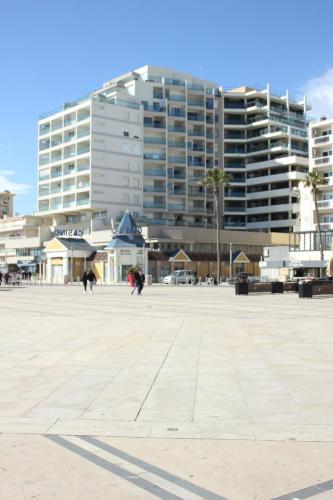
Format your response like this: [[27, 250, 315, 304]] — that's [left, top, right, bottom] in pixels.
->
[[82, 271, 88, 293], [87, 270, 97, 293], [138, 270, 145, 295], [131, 269, 141, 295]]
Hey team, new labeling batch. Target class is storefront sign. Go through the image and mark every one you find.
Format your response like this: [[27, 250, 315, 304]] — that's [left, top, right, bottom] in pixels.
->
[[52, 228, 84, 238]]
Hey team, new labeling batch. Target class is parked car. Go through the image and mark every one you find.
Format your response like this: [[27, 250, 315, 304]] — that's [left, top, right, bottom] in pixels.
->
[[163, 270, 196, 284]]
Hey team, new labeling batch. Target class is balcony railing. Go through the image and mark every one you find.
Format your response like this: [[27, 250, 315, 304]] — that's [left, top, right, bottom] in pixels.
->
[[188, 115, 204, 122], [168, 94, 186, 102], [168, 141, 186, 148], [314, 156, 332, 165], [76, 198, 90, 205], [144, 122, 166, 129], [168, 203, 186, 210], [188, 129, 205, 137], [169, 156, 186, 164], [143, 202, 166, 209], [168, 110, 186, 117], [144, 152, 166, 161], [143, 185, 165, 192], [168, 126, 186, 133], [144, 169, 166, 177], [144, 137, 166, 145], [314, 135, 330, 144]]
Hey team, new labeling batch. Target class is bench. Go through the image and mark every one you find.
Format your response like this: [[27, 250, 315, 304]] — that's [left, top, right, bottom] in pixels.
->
[[299, 281, 333, 298]]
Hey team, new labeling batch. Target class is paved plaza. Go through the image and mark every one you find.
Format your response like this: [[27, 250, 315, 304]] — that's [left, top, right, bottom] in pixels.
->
[[1, 284, 333, 499]]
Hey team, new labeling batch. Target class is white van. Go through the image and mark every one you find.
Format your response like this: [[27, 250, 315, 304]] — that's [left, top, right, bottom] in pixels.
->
[[163, 270, 196, 284]]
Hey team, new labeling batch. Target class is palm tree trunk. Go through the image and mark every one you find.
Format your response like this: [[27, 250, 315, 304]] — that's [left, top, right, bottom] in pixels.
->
[[314, 191, 324, 278], [215, 188, 220, 283]]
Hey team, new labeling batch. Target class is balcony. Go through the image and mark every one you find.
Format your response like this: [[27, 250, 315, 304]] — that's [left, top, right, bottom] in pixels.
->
[[168, 141, 186, 148], [168, 125, 186, 134], [188, 129, 205, 137], [187, 83, 204, 91], [51, 170, 62, 179], [76, 197, 90, 206], [164, 78, 185, 87], [143, 185, 165, 193], [77, 146, 90, 156], [144, 152, 166, 161], [143, 202, 166, 209], [63, 200, 76, 208], [224, 207, 246, 213], [50, 187, 62, 194], [144, 168, 166, 177], [188, 114, 204, 122], [314, 135, 331, 145], [187, 99, 205, 107], [317, 199, 333, 210], [188, 158, 204, 167], [144, 104, 166, 113], [77, 163, 90, 172], [172, 172, 186, 180], [77, 112, 90, 122], [144, 137, 166, 145], [168, 94, 186, 102], [168, 203, 186, 211], [63, 184, 76, 192], [144, 121, 166, 129], [189, 206, 205, 213], [168, 109, 186, 118], [314, 156, 332, 166], [225, 191, 246, 197], [169, 189, 186, 196], [169, 156, 186, 164]]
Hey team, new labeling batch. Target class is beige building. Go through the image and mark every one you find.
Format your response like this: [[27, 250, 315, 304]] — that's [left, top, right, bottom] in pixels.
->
[[0, 191, 14, 218]]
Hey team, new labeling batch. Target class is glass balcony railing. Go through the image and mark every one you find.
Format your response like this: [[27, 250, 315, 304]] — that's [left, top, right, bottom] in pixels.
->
[[64, 119, 76, 127], [187, 83, 204, 91], [39, 174, 50, 181], [143, 202, 166, 209], [188, 129, 205, 137], [39, 126, 50, 136], [77, 129, 90, 139], [50, 203, 62, 210], [63, 200, 76, 208], [168, 109, 186, 117], [143, 185, 165, 192], [168, 126, 186, 133], [169, 156, 186, 164], [188, 159, 204, 167], [144, 104, 166, 113], [224, 207, 247, 212], [189, 206, 206, 213], [77, 146, 90, 155], [76, 198, 90, 206], [63, 184, 75, 192], [144, 137, 166, 145], [77, 163, 90, 172], [188, 99, 205, 107], [39, 142, 50, 150], [173, 172, 186, 179], [168, 94, 186, 102], [164, 78, 185, 87], [63, 150, 76, 159], [188, 115, 204, 122], [144, 168, 166, 177], [144, 121, 166, 129], [168, 203, 186, 210], [168, 141, 186, 148], [144, 152, 166, 161], [64, 135, 75, 143], [169, 189, 186, 196], [51, 170, 62, 178], [225, 191, 246, 197], [51, 140, 62, 148], [77, 182, 90, 189], [77, 113, 90, 122]]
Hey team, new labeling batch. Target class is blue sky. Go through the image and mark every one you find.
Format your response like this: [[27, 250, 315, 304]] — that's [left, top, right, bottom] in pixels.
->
[[1, 0, 333, 214]]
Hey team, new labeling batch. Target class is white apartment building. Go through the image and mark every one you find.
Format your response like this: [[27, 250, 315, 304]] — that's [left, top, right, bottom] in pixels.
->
[[38, 65, 219, 231], [38, 96, 144, 230], [220, 85, 309, 232], [306, 117, 333, 231]]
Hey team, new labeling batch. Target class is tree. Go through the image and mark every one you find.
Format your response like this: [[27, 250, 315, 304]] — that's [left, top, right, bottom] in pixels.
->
[[202, 168, 230, 282], [303, 172, 327, 278]]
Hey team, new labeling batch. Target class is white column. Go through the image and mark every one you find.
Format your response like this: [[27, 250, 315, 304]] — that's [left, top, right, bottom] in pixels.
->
[[47, 257, 52, 283]]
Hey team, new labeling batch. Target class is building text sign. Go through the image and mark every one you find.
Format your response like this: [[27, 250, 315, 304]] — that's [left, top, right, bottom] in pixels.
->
[[52, 228, 84, 238]]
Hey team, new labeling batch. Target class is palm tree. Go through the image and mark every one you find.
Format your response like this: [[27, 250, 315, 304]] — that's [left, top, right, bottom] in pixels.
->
[[303, 172, 327, 278], [202, 168, 229, 282]]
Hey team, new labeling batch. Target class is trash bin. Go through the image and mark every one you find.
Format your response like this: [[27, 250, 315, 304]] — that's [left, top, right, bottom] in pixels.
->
[[271, 281, 283, 294], [298, 281, 313, 298], [235, 282, 248, 295], [146, 274, 152, 286]]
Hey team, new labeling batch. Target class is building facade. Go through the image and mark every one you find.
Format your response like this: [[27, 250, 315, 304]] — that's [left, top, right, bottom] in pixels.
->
[[219, 85, 309, 232], [38, 65, 219, 231], [0, 191, 14, 218]]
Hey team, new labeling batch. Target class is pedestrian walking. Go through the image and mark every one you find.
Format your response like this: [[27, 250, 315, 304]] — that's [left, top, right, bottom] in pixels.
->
[[0, 272, 2, 286], [138, 269, 145, 295], [131, 269, 141, 295], [87, 269, 97, 293], [81, 270, 88, 293]]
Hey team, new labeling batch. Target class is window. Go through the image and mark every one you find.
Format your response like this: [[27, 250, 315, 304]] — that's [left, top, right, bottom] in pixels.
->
[[123, 131, 129, 137]]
